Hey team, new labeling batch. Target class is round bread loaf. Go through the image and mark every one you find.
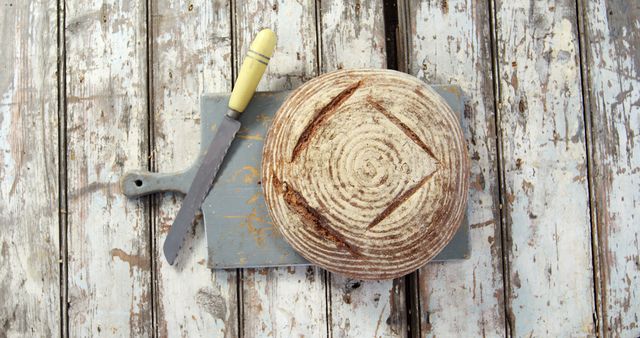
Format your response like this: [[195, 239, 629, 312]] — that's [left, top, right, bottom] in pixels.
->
[[262, 69, 469, 280]]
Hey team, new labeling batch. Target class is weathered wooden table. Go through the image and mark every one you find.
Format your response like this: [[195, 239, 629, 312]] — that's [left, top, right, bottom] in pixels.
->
[[1, 0, 638, 337]]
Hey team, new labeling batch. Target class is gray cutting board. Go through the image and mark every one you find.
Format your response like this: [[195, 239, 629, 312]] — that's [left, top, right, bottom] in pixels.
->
[[121, 86, 469, 269]]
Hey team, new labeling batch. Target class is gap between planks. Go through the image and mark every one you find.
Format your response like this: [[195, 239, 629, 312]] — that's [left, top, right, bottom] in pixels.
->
[[486, 0, 512, 335], [144, 0, 159, 336], [56, 0, 69, 336], [574, 0, 603, 335], [229, 2, 243, 337], [384, 0, 423, 336]]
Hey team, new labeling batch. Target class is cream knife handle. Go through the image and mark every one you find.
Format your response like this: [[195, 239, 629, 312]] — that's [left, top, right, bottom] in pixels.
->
[[228, 29, 277, 115]]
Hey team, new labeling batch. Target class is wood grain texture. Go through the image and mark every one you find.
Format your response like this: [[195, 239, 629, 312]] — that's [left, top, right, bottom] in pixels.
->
[[494, 0, 596, 336], [319, 0, 387, 72], [0, 0, 60, 335], [582, 0, 640, 336], [319, 3, 408, 336], [404, 0, 507, 336], [234, 2, 327, 337], [65, 0, 152, 335], [151, 1, 238, 336], [6, 0, 639, 336], [263, 69, 469, 279]]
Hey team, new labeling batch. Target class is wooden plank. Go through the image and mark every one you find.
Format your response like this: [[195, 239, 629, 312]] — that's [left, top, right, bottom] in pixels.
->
[[233, 1, 327, 337], [494, 0, 596, 336], [151, 1, 238, 336], [581, 1, 640, 336], [328, 277, 406, 338], [319, 0, 387, 72], [65, 0, 152, 336], [0, 0, 60, 335], [318, 1, 407, 337], [404, 0, 506, 336]]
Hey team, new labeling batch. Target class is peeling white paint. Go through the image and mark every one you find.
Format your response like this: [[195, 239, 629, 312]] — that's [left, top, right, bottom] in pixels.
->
[[497, 1, 595, 336]]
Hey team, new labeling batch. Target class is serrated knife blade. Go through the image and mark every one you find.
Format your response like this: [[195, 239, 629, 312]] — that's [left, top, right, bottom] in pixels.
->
[[163, 115, 241, 265]]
